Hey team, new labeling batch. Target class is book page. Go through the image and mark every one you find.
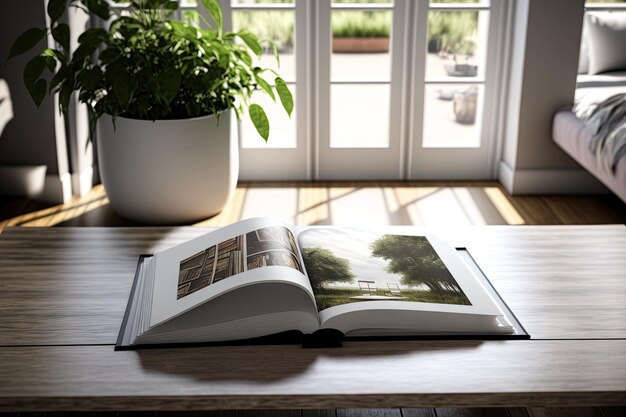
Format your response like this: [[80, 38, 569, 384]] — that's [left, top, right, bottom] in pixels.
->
[[296, 227, 503, 325], [150, 217, 315, 327]]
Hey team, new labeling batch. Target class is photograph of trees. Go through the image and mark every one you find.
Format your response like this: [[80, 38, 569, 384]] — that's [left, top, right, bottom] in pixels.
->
[[298, 228, 471, 311]]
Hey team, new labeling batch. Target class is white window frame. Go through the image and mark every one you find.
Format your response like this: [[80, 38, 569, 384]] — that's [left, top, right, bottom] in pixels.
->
[[407, 0, 511, 180]]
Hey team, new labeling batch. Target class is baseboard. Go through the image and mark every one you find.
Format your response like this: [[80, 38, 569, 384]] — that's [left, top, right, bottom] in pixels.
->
[[36, 172, 73, 204], [72, 166, 94, 197], [498, 161, 609, 195]]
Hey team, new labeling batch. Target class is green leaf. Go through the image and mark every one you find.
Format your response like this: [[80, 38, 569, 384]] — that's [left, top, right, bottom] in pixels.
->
[[82, 0, 111, 20], [59, 77, 74, 113], [24, 56, 48, 107], [77, 67, 103, 91], [41, 49, 58, 71], [52, 23, 70, 52], [201, 0, 223, 31], [7, 28, 46, 62], [236, 49, 252, 68], [156, 68, 181, 105], [254, 75, 275, 102], [47, 0, 67, 23], [249, 103, 269, 142], [270, 41, 280, 67], [275, 77, 293, 117], [72, 43, 97, 61], [30, 79, 48, 108], [24, 56, 47, 90], [78, 28, 107, 47], [49, 65, 68, 93], [42, 47, 66, 63], [113, 77, 133, 106], [98, 47, 120, 64], [238, 30, 262, 57], [164, 1, 178, 12]]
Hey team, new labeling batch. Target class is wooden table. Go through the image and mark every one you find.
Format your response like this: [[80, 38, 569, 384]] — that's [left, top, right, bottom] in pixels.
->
[[0, 225, 625, 411]]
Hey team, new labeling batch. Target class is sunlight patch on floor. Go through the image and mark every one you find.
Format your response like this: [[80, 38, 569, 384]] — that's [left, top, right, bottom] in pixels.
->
[[484, 187, 526, 225], [328, 188, 391, 226], [0, 183, 531, 231], [1, 186, 109, 230], [296, 187, 330, 225], [406, 188, 479, 226], [239, 187, 298, 224]]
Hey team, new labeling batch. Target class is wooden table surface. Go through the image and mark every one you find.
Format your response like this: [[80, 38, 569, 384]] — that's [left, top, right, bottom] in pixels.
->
[[0, 225, 625, 410]]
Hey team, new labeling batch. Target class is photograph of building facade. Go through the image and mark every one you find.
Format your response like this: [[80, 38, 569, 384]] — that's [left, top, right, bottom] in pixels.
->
[[177, 235, 244, 299], [246, 227, 303, 273], [177, 228, 302, 299]]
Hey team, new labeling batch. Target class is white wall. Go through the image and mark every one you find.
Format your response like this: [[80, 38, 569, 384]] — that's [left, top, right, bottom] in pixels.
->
[[499, 0, 607, 194], [0, 0, 72, 202]]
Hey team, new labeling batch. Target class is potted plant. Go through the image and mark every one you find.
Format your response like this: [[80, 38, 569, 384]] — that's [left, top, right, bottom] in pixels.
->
[[9, 0, 293, 224], [332, 11, 390, 53]]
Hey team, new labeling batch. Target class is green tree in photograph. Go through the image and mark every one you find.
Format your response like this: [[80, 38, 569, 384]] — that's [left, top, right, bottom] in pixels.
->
[[301, 247, 356, 291], [370, 235, 461, 294]]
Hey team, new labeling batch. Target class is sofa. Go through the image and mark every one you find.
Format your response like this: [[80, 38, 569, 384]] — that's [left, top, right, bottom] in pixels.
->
[[552, 12, 626, 203]]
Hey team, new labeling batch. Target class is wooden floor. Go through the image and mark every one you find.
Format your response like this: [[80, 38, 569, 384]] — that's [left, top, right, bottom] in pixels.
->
[[0, 182, 624, 231], [0, 182, 624, 417], [0, 407, 625, 417]]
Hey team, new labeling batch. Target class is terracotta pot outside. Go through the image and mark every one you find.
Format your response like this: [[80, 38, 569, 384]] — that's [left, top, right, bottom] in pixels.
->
[[332, 37, 390, 53]]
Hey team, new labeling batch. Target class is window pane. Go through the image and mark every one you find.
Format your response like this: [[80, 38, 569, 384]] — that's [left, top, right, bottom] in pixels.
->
[[426, 10, 489, 81], [232, 11, 295, 82], [232, 0, 294, 4], [422, 84, 483, 148], [241, 86, 296, 148], [430, 0, 488, 4], [332, 11, 392, 82], [333, 0, 391, 4], [331, 84, 390, 148]]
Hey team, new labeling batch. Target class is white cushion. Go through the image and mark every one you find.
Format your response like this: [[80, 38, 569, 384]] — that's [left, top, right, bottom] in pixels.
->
[[586, 12, 626, 75]]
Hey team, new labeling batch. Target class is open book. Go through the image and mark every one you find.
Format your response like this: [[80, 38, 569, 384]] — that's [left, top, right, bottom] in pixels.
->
[[117, 218, 528, 349]]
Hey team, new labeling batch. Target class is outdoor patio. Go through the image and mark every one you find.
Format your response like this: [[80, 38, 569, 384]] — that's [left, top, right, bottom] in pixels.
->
[[241, 51, 481, 148]]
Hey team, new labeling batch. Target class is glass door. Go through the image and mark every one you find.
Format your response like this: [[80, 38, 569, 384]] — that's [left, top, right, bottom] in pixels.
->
[[226, 0, 310, 180], [187, 0, 508, 180], [408, 0, 507, 179], [316, 0, 408, 179]]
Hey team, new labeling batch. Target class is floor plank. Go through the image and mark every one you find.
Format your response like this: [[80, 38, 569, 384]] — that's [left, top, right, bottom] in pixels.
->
[[527, 408, 605, 417], [337, 410, 401, 417], [401, 409, 436, 417], [119, 412, 157, 417], [505, 409, 530, 417], [302, 411, 335, 417], [435, 409, 510, 417], [157, 412, 238, 417], [44, 413, 118, 417], [238, 411, 301, 417], [600, 406, 626, 417]]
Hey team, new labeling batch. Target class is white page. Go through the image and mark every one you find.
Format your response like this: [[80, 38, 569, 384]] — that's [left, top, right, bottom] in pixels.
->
[[296, 226, 504, 325], [150, 217, 315, 327]]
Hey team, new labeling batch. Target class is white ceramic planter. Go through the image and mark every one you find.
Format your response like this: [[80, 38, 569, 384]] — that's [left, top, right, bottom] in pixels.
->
[[97, 111, 238, 224]]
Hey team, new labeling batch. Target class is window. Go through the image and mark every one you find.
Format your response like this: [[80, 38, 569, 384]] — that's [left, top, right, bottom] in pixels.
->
[[106, 0, 511, 180]]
